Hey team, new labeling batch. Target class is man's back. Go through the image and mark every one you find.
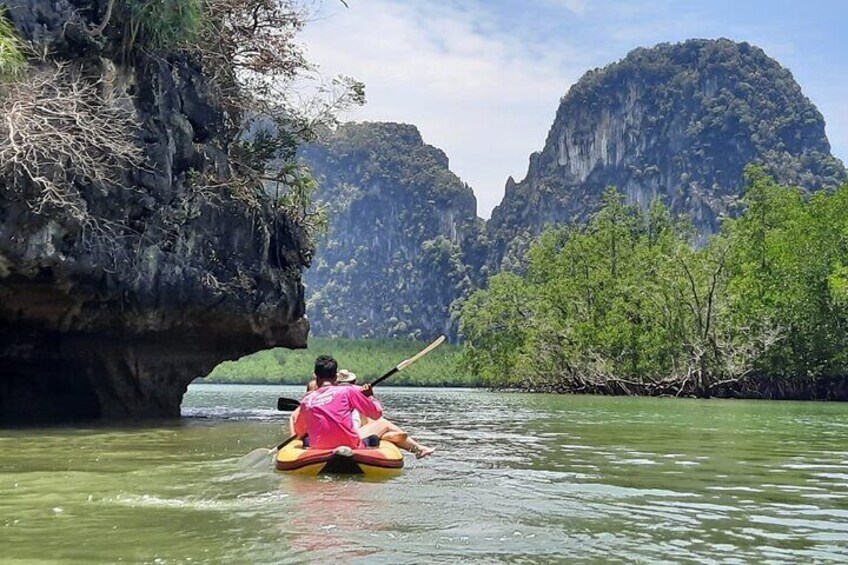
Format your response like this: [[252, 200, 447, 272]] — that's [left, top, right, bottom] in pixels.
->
[[295, 384, 382, 449]]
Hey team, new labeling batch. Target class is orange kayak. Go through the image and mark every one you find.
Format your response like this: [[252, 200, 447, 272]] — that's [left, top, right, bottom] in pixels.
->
[[275, 439, 403, 478]]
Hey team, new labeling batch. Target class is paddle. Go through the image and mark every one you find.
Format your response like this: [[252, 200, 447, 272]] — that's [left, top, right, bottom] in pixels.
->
[[276, 397, 301, 411], [274, 335, 447, 411], [238, 335, 446, 468]]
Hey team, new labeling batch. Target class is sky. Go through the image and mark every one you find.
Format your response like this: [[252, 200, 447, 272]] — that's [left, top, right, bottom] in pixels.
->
[[300, 0, 848, 218]]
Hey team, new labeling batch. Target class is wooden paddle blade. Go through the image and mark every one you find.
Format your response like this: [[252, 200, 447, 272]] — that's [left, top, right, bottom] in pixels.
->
[[277, 397, 301, 411], [397, 336, 446, 371]]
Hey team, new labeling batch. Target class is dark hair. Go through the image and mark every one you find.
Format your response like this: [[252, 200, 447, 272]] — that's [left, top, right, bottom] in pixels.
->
[[314, 355, 338, 383]]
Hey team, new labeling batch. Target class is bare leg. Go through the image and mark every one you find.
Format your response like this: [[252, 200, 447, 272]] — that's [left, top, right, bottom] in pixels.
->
[[358, 417, 436, 458]]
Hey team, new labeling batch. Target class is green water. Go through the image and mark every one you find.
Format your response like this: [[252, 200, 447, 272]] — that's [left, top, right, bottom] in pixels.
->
[[1, 385, 847, 563]]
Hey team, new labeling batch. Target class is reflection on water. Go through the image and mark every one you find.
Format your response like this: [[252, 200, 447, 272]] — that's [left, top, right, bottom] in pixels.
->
[[1, 384, 847, 563]]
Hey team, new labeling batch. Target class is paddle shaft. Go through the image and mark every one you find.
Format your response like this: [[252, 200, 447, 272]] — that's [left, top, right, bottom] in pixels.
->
[[370, 367, 398, 388]]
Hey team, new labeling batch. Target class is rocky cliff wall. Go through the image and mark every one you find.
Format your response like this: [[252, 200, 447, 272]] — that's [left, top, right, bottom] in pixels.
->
[[300, 122, 487, 340], [301, 40, 847, 340], [488, 39, 847, 265], [0, 0, 310, 422]]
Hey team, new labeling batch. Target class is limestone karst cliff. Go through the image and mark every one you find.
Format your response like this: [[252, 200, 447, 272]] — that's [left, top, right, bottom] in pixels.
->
[[300, 122, 487, 340], [0, 1, 310, 422], [302, 39, 846, 340], [488, 38, 846, 265]]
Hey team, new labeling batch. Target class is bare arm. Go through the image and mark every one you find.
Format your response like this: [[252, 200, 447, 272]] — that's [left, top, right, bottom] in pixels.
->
[[348, 387, 383, 421], [289, 407, 300, 436], [292, 406, 308, 437]]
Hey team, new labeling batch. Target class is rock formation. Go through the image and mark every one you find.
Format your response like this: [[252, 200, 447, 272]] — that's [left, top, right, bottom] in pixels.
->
[[488, 39, 846, 265], [0, 1, 310, 422], [300, 123, 487, 340], [302, 40, 846, 339]]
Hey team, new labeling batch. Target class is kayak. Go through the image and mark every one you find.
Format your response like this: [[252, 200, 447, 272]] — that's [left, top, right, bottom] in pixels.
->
[[275, 439, 404, 478]]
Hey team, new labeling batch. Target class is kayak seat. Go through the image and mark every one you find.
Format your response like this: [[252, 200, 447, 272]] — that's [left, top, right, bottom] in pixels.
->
[[362, 434, 380, 448], [301, 434, 380, 449]]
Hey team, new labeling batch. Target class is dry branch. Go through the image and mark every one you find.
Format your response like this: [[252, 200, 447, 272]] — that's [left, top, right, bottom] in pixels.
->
[[0, 63, 144, 223]]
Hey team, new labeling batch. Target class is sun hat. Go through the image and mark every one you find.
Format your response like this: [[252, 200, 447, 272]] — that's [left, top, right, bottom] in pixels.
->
[[336, 369, 357, 384]]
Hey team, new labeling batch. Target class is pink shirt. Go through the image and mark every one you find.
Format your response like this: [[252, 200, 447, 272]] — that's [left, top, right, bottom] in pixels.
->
[[293, 385, 383, 449]]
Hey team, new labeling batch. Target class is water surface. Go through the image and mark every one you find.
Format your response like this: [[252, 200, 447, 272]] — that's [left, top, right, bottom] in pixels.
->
[[2, 385, 847, 563]]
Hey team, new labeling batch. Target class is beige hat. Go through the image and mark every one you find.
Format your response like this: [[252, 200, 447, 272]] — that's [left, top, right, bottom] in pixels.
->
[[336, 369, 357, 384]]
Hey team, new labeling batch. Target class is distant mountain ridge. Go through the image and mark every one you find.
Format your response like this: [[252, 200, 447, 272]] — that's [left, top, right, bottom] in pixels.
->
[[302, 39, 846, 339]]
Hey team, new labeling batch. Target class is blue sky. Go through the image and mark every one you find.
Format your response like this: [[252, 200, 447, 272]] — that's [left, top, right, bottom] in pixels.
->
[[301, 0, 848, 217]]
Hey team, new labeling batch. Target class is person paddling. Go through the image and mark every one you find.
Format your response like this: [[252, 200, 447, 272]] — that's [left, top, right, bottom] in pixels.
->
[[292, 355, 383, 450], [336, 369, 435, 459], [291, 357, 436, 458]]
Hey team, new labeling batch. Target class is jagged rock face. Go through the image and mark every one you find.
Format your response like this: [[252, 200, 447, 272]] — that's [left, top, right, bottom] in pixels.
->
[[300, 123, 487, 340], [0, 1, 310, 422], [488, 39, 847, 264]]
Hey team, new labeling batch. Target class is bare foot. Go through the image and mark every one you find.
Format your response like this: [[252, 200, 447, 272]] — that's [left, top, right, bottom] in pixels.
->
[[415, 445, 436, 459]]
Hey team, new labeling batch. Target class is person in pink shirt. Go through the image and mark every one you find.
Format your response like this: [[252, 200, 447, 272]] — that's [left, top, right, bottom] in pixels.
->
[[292, 355, 383, 449], [291, 356, 436, 458]]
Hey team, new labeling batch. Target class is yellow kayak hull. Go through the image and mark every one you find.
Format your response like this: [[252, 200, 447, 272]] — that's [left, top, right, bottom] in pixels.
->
[[275, 440, 403, 478]]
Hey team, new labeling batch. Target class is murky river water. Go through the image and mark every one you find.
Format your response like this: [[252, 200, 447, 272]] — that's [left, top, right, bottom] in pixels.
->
[[1, 384, 848, 563]]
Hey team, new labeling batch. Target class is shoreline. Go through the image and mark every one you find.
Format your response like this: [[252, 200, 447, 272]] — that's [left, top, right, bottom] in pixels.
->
[[195, 377, 848, 401], [198, 379, 483, 388], [494, 374, 848, 401]]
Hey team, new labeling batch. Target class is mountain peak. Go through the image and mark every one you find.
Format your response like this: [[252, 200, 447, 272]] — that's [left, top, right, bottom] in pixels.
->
[[488, 38, 845, 263]]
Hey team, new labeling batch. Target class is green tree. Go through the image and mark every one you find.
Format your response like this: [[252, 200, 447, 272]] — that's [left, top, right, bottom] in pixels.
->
[[459, 273, 533, 385], [723, 166, 848, 379], [458, 180, 817, 397]]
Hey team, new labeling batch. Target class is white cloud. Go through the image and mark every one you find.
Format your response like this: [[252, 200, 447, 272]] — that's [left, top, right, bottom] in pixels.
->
[[301, 0, 585, 217], [299, 0, 848, 220]]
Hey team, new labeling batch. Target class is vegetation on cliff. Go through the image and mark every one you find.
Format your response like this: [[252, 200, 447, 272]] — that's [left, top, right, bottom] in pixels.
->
[[0, 8, 25, 75], [300, 122, 488, 340], [488, 38, 846, 269], [298, 40, 845, 344], [206, 337, 478, 386], [0, 0, 355, 421], [0, 0, 359, 248], [460, 168, 848, 399]]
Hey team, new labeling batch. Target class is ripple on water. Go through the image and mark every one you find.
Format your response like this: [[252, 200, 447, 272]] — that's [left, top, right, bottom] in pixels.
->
[[3, 386, 848, 564]]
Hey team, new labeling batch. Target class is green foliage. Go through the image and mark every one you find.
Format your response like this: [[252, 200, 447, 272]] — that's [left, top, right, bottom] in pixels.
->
[[204, 337, 480, 387], [123, 0, 203, 50], [458, 272, 532, 385], [722, 166, 848, 378], [0, 9, 26, 77], [268, 162, 328, 240], [462, 189, 717, 389], [461, 172, 848, 395]]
